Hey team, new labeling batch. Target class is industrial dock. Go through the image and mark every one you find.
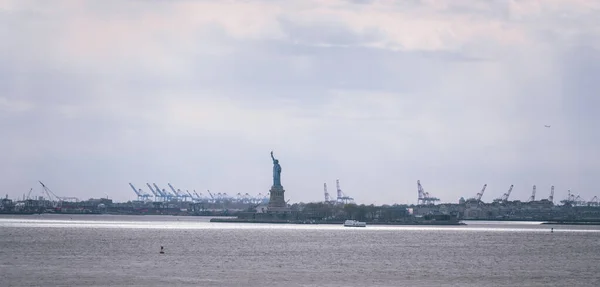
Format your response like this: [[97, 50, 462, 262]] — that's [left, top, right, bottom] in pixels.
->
[[1, 179, 599, 224], [0, 180, 464, 225]]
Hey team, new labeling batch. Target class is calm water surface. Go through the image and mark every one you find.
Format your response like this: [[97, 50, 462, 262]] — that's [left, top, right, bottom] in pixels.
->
[[1, 214, 599, 287]]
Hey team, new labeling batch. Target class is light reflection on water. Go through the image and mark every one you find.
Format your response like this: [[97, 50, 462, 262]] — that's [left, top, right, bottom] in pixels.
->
[[1, 216, 599, 233]]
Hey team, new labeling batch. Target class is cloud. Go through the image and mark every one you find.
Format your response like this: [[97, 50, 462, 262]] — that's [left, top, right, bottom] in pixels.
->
[[1, 0, 599, 204]]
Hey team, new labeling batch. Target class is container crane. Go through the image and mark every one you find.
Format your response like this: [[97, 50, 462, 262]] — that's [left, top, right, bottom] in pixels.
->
[[185, 190, 196, 201], [528, 185, 536, 202], [336, 179, 354, 204], [153, 183, 173, 201], [588, 196, 599, 207], [417, 180, 440, 205], [475, 184, 487, 202], [324, 183, 333, 203], [240, 193, 247, 203], [574, 195, 585, 206], [177, 189, 188, 201], [207, 190, 215, 203], [168, 183, 187, 201], [261, 193, 269, 204], [129, 183, 144, 201], [167, 183, 180, 201], [561, 189, 576, 205], [129, 183, 151, 201], [417, 180, 425, 205], [146, 183, 163, 201], [194, 190, 203, 202], [254, 192, 268, 204], [494, 185, 513, 203], [147, 183, 165, 200]]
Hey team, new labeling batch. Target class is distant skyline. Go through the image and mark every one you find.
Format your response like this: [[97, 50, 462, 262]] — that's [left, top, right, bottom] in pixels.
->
[[1, 0, 599, 204]]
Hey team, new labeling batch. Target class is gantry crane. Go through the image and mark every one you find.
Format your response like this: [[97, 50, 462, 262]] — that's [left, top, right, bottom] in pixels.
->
[[494, 185, 513, 203], [528, 185, 537, 202], [336, 179, 354, 204], [417, 180, 440, 205], [475, 184, 487, 202]]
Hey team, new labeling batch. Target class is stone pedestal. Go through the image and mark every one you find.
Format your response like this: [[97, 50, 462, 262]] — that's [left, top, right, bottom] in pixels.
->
[[267, 185, 290, 213]]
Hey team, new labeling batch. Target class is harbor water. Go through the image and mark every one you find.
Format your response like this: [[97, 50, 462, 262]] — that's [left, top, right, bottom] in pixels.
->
[[1, 215, 599, 287]]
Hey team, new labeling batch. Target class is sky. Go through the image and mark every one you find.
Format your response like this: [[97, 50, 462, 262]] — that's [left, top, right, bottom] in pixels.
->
[[1, 0, 599, 204]]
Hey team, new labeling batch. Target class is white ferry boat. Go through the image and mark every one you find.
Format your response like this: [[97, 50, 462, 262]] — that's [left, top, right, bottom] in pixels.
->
[[343, 220, 366, 227]]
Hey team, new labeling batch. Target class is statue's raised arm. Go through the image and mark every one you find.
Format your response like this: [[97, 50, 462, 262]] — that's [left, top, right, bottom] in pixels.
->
[[271, 151, 275, 162]]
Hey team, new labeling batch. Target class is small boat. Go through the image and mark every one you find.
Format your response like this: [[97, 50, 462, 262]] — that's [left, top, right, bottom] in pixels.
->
[[159, 246, 165, 254], [344, 220, 366, 227]]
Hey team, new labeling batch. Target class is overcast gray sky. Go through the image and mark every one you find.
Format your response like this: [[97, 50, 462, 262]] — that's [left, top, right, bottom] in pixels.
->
[[1, 0, 599, 204]]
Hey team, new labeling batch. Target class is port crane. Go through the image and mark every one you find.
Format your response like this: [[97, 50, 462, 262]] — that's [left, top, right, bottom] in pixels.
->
[[194, 190, 203, 202], [561, 189, 575, 205], [177, 189, 189, 201], [528, 185, 537, 202], [38, 181, 79, 206], [168, 183, 189, 201], [167, 183, 180, 201], [233, 193, 252, 204], [129, 183, 151, 201], [38, 181, 59, 206], [243, 193, 252, 204], [494, 185, 513, 203], [475, 184, 487, 202], [128, 183, 271, 205], [129, 183, 143, 201], [560, 189, 586, 206], [147, 183, 166, 201], [146, 183, 163, 201], [186, 190, 197, 201], [323, 183, 336, 204], [207, 190, 215, 203], [588, 196, 599, 207], [417, 180, 440, 205], [255, 192, 268, 204], [336, 179, 354, 204], [153, 183, 174, 201]]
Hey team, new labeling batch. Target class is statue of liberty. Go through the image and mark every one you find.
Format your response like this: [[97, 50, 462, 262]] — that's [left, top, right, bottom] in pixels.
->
[[270, 151, 282, 187], [267, 150, 288, 212]]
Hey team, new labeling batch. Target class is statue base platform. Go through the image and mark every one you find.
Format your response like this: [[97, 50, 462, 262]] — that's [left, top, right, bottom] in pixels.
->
[[267, 185, 290, 213]]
